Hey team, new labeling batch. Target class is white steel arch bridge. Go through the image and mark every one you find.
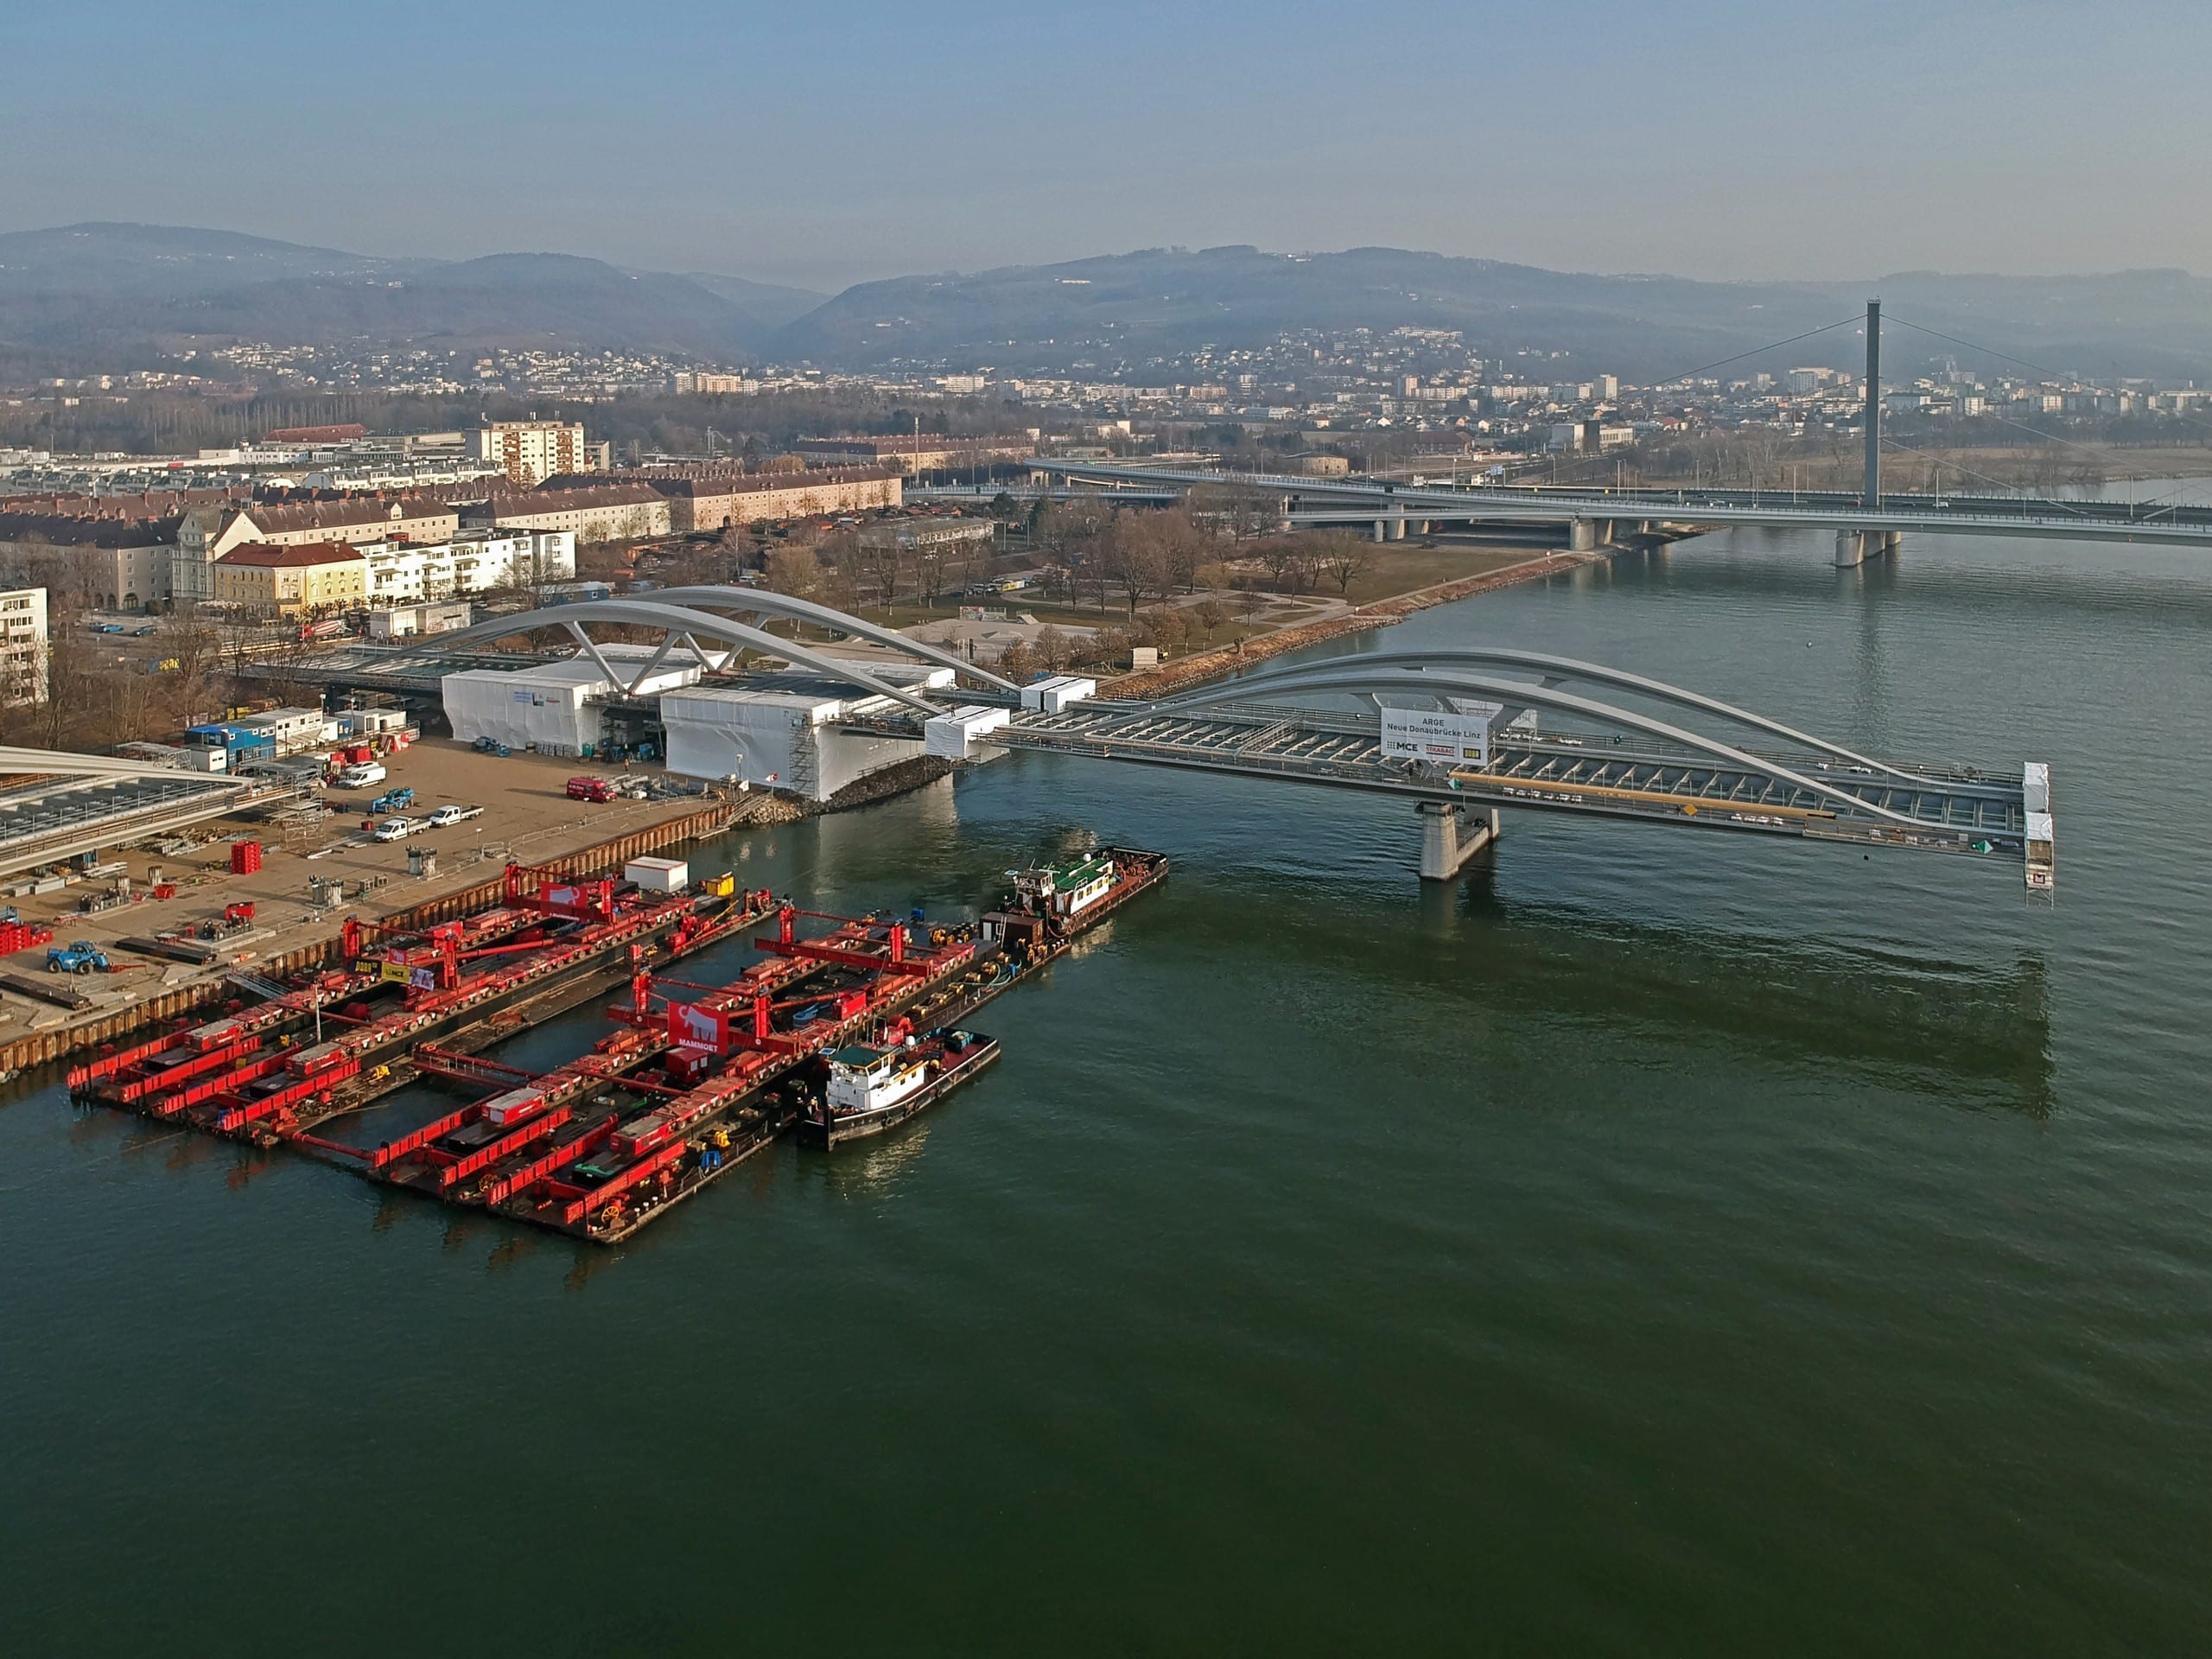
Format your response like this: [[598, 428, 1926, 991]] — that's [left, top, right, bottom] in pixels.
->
[[289, 591, 2054, 887]]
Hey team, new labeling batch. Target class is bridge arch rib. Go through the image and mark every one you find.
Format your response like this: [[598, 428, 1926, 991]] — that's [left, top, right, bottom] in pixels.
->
[[430, 601, 947, 715], [639, 586, 1017, 692], [1160, 648, 1983, 792], [1150, 661, 1929, 827]]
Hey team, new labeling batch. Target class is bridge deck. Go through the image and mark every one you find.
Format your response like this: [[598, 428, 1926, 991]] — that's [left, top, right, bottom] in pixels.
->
[[1027, 460, 2212, 547], [845, 698, 2029, 862]]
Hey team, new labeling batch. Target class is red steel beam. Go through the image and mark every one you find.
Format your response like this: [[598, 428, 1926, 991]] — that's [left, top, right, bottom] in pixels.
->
[[116, 1036, 262, 1104], [438, 1105, 573, 1189], [368, 1103, 478, 1168], [559, 1141, 687, 1229], [480, 1113, 619, 1205]]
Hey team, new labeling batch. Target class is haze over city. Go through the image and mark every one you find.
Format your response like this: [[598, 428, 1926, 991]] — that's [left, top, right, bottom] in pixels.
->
[[10, 0, 2212, 288], [5, 6, 2212, 1657]]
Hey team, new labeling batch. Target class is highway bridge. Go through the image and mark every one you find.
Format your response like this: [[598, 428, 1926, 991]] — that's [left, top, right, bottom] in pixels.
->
[[1007, 459, 2212, 564]]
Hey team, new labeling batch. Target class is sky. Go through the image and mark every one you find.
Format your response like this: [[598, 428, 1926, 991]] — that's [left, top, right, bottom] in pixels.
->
[[4, 0, 2209, 295]]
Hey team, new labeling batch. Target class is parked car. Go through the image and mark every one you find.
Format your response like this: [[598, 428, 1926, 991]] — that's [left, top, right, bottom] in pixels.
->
[[426, 804, 481, 828], [566, 776, 617, 803], [372, 817, 416, 842], [335, 762, 387, 788]]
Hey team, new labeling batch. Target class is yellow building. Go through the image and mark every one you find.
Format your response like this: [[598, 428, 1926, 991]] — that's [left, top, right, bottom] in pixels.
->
[[211, 541, 370, 618]]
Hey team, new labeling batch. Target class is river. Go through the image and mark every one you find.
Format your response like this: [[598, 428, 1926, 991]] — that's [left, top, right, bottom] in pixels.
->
[[6, 511, 2209, 1655]]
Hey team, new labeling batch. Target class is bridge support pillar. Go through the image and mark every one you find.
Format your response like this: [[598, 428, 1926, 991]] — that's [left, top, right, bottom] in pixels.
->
[[1373, 518, 1388, 543], [1834, 529, 1904, 567], [1568, 518, 1601, 553], [1392, 514, 1408, 541], [1417, 802, 1499, 881]]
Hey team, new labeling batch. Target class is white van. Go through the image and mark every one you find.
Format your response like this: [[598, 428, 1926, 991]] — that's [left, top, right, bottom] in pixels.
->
[[335, 761, 387, 788]]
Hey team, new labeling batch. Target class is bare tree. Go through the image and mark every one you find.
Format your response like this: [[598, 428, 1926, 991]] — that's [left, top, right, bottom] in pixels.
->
[[1319, 534, 1375, 596]]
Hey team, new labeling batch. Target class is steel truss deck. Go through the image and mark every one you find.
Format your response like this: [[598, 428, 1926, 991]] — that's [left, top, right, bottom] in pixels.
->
[[842, 699, 2029, 860]]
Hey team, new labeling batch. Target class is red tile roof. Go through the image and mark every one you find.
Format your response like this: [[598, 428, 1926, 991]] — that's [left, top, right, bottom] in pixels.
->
[[214, 541, 365, 569]]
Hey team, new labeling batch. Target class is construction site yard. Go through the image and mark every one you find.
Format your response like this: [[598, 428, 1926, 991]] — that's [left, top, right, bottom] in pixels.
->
[[0, 741, 748, 1041]]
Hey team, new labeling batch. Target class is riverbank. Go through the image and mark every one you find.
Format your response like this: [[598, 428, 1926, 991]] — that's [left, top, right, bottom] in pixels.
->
[[1109, 548, 1608, 699]]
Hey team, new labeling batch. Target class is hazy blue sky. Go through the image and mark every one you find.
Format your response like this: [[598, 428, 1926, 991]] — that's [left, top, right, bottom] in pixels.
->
[[5, 0, 2208, 292]]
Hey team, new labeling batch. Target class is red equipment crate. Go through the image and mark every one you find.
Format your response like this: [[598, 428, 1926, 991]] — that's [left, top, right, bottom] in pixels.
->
[[230, 840, 263, 875], [0, 921, 54, 957]]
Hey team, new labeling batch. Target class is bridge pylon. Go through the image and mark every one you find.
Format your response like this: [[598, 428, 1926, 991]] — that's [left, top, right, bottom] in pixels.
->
[[1417, 801, 1500, 880]]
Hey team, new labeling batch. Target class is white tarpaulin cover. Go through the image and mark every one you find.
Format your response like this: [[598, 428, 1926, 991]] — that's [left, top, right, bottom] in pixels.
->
[[442, 647, 704, 753]]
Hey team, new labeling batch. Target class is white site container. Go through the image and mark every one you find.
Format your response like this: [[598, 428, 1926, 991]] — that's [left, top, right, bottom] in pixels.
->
[[1020, 675, 1097, 714], [479, 1088, 543, 1128], [625, 856, 690, 893], [924, 705, 1012, 760]]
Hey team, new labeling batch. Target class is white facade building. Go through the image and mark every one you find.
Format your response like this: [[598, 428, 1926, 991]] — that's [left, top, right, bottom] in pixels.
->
[[0, 586, 48, 704], [357, 530, 574, 606]]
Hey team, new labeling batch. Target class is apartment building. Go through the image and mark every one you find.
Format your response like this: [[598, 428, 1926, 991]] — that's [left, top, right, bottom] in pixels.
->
[[637, 467, 902, 531], [175, 497, 461, 604], [0, 587, 48, 704], [210, 543, 369, 618], [483, 484, 670, 543], [354, 529, 575, 605], [791, 435, 1030, 474], [0, 514, 176, 609], [471, 419, 588, 487]]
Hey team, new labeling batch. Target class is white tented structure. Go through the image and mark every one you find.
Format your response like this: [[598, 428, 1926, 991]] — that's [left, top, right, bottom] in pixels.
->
[[441, 645, 705, 756], [925, 705, 1012, 760], [661, 666, 951, 802]]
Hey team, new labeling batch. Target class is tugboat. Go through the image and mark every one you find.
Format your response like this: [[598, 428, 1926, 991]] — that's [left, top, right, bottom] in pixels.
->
[[979, 846, 1169, 960], [798, 1020, 1001, 1147]]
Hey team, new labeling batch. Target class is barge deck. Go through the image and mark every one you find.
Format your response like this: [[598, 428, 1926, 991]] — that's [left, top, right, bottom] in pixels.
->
[[70, 844, 1171, 1245]]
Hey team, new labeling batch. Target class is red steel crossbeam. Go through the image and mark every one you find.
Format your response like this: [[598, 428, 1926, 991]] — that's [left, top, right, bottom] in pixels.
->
[[438, 1105, 573, 1189], [480, 1113, 620, 1205], [559, 1141, 687, 1228], [369, 1103, 477, 1168], [115, 1036, 262, 1104], [149, 1052, 288, 1117], [214, 1057, 360, 1131]]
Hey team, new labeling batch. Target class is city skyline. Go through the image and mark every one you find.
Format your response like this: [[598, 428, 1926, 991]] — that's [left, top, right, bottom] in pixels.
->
[[7, 0, 2212, 291]]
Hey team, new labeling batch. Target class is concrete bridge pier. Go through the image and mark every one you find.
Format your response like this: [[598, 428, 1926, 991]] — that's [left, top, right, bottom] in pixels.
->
[[1835, 528, 1904, 567], [1373, 518, 1387, 543], [1568, 518, 1611, 552], [1417, 801, 1500, 880]]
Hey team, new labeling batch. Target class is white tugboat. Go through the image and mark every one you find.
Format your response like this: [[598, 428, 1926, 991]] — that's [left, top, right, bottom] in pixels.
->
[[802, 1025, 1001, 1147]]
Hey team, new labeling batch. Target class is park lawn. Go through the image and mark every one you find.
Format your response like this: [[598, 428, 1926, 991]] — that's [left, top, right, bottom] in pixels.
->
[[1334, 543, 1545, 606]]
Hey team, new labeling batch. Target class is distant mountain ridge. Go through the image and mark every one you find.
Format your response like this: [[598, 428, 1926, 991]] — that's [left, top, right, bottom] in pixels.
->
[[0, 223, 823, 363], [3, 222, 2209, 379]]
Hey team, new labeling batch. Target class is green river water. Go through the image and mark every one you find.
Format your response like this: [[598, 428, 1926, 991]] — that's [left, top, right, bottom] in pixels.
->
[[5, 514, 2210, 1654]]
